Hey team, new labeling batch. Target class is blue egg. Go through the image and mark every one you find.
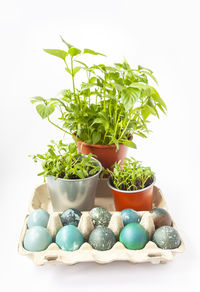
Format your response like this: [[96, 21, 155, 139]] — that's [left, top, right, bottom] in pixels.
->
[[121, 209, 141, 226], [56, 225, 84, 251], [120, 223, 148, 250], [24, 226, 52, 252], [27, 209, 50, 228]]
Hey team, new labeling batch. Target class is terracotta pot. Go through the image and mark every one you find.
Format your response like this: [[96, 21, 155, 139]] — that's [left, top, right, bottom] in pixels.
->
[[107, 177, 155, 211], [75, 138, 131, 170]]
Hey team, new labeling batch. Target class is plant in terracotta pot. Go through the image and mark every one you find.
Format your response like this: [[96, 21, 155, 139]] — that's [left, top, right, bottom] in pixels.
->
[[107, 157, 155, 211], [30, 140, 102, 211], [31, 36, 167, 169]]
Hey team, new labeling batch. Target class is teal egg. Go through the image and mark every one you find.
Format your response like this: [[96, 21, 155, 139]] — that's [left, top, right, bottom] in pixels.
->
[[23, 226, 52, 252], [152, 226, 181, 249], [89, 226, 116, 251], [56, 225, 84, 251], [119, 223, 148, 250], [27, 209, 50, 228], [121, 209, 141, 226]]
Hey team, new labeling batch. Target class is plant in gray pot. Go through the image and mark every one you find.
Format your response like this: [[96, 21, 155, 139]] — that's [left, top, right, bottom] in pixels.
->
[[31, 140, 102, 211]]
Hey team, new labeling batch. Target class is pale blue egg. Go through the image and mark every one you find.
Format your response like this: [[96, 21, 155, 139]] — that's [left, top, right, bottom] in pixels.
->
[[121, 209, 141, 226], [27, 209, 50, 228], [56, 225, 84, 251], [24, 226, 52, 252]]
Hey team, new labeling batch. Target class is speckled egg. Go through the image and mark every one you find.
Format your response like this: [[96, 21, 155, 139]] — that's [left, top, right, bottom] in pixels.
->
[[119, 223, 148, 250], [27, 209, 50, 228], [88, 226, 116, 251], [23, 226, 52, 252], [121, 209, 141, 226], [56, 225, 84, 251], [89, 207, 111, 227], [150, 208, 172, 229], [60, 208, 82, 227], [152, 226, 181, 249]]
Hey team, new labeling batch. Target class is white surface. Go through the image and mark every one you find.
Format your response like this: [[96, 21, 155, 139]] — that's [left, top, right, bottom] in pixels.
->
[[0, 0, 200, 291]]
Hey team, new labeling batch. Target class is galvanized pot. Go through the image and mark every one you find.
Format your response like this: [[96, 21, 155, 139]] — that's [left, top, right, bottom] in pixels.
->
[[47, 158, 102, 212]]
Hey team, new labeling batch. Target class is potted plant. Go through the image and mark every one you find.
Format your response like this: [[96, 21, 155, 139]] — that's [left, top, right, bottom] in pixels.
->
[[30, 140, 102, 211], [31, 36, 167, 169], [107, 157, 155, 211]]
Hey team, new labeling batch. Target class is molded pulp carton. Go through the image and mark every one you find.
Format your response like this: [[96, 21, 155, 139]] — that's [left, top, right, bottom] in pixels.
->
[[18, 180, 185, 265]]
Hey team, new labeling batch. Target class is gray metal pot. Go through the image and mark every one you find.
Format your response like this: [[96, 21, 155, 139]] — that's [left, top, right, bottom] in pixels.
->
[[46, 157, 102, 212]]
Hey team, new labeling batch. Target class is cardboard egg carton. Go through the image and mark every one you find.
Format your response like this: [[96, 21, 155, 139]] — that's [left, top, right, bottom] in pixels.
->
[[18, 180, 185, 265]]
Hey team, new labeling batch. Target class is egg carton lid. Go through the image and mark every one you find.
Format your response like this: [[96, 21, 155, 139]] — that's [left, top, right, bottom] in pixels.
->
[[18, 179, 185, 265]]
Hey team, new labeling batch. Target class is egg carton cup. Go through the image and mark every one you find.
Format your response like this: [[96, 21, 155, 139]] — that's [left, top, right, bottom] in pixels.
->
[[18, 180, 185, 265]]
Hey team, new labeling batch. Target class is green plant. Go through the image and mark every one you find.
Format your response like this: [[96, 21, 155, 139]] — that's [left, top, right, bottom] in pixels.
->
[[30, 140, 101, 180], [108, 157, 154, 191], [31, 36, 167, 150]]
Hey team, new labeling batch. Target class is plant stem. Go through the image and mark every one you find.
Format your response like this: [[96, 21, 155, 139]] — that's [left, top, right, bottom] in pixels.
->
[[48, 117, 72, 136], [118, 116, 132, 140], [70, 57, 75, 93]]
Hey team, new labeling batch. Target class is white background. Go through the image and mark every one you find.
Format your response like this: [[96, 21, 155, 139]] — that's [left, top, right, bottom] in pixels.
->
[[1, 0, 200, 291]]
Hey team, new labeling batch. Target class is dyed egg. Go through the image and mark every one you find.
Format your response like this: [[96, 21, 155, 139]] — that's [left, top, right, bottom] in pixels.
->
[[150, 208, 172, 229], [90, 207, 111, 227], [152, 226, 181, 249], [27, 209, 50, 228], [88, 226, 116, 251], [121, 208, 141, 226], [119, 223, 148, 250], [56, 225, 84, 251], [23, 226, 52, 252], [60, 208, 82, 227]]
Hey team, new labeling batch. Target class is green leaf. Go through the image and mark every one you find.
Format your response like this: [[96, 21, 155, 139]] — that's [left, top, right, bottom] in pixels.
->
[[73, 66, 81, 76], [36, 104, 55, 119], [157, 103, 166, 114], [31, 96, 46, 104], [150, 87, 167, 110], [92, 118, 109, 131], [143, 71, 158, 84], [130, 82, 148, 90], [138, 65, 153, 74], [121, 140, 137, 149], [68, 47, 81, 57], [65, 67, 72, 75], [135, 131, 147, 138], [59, 35, 73, 48], [83, 48, 106, 56], [68, 143, 76, 153], [121, 87, 140, 110], [92, 131, 101, 144], [144, 104, 157, 116], [43, 49, 68, 61], [74, 60, 88, 68]]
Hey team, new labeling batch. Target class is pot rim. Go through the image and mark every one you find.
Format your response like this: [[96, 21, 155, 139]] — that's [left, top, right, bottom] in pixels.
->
[[47, 157, 102, 182], [107, 175, 156, 193], [73, 135, 133, 149]]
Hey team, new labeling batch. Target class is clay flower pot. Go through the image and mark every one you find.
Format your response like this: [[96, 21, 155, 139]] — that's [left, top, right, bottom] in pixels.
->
[[75, 137, 132, 170], [107, 176, 155, 211]]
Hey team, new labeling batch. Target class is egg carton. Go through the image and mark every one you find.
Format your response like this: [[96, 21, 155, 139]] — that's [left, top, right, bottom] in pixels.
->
[[18, 180, 185, 265]]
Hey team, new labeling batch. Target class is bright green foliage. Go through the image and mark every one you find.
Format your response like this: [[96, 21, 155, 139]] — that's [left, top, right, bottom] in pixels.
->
[[109, 157, 154, 191], [30, 141, 100, 180], [31, 36, 167, 150]]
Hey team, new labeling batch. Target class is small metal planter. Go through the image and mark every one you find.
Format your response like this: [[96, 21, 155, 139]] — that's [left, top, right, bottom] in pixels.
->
[[107, 176, 156, 211], [47, 158, 102, 212]]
